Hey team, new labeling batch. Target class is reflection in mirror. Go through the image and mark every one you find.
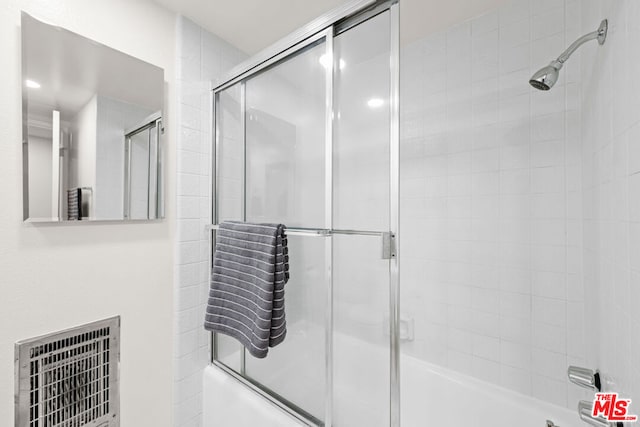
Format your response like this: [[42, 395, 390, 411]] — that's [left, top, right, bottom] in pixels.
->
[[22, 13, 165, 222]]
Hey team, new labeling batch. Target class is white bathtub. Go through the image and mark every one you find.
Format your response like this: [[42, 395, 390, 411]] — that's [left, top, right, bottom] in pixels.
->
[[401, 355, 579, 427], [203, 365, 306, 427], [203, 335, 579, 427]]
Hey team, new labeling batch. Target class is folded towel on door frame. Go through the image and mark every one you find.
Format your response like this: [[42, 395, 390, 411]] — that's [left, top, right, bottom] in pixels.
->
[[204, 221, 289, 358]]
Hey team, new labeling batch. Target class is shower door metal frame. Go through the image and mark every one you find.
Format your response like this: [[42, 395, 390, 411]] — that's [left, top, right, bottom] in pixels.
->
[[123, 111, 163, 220], [209, 0, 400, 425]]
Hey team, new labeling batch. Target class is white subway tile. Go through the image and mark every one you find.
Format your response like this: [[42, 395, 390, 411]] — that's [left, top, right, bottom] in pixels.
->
[[500, 68, 530, 99], [448, 284, 472, 307], [500, 292, 532, 319], [500, 218, 531, 244], [531, 166, 564, 193], [532, 112, 565, 142], [177, 286, 199, 312], [472, 288, 500, 314], [532, 193, 566, 219], [533, 296, 567, 327], [178, 219, 201, 243], [176, 330, 198, 358], [533, 271, 566, 299], [532, 348, 567, 381], [532, 8, 564, 40], [531, 140, 565, 168], [180, 126, 202, 153], [532, 245, 566, 273], [471, 171, 500, 195], [472, 148, 500, 173], [533, 322, 566, 353], [499, 0, 530, 26], [501, 144, 530, 170], [178, 263, 200, 290], [500, 19, 530, 48], [178, 173, 200, 197], [500, 194, 530, 218], [470, 310, 500, 337], [500, 93, 530, 123], [500, 365, 532, 395], [174, 393, 202, 426], [531, 32, 564, 72], [500, 315, 532, 343], [448, 327, 473, 353], [472, 10, 499, 35], [500, 169, 530, 194], [501, 340, 532, 370], [448, 350, 473, 375], [500, 43, 530, 74], [532, 375, 567, 407], [472, 356, 501, 384], [531, 219, 566, 246], [500, 267, 531, 294], [472, 264, 500, 290]]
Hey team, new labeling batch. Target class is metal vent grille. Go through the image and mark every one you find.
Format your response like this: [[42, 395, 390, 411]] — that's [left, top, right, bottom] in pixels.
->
[[15, 317, 120, 427]]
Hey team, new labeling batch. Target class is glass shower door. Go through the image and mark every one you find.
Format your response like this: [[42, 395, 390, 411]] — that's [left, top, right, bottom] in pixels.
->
[[332, 10, 393, 427], [213, 32, 332, 424], [243, 39, 329, 422], [211, 5, 399, 426]]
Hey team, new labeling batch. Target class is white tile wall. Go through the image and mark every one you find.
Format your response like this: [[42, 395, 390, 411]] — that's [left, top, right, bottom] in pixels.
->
[[170, 0, 640, 421], [400, 0, 588, 409], [174, 16, 246, 427], [581, 0, 640, 417]]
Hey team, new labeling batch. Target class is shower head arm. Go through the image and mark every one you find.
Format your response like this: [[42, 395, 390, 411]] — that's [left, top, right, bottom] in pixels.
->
[[555, 19, 608, 65]]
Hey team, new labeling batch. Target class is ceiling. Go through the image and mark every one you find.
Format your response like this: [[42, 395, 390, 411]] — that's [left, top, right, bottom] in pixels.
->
[[154, 0, 509, 55], [23, 14, 164, 122]]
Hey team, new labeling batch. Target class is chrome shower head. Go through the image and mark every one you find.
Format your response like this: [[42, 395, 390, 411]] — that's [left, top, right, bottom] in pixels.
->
[[529, 62, 561, 91], [530, 19, 607, 91]]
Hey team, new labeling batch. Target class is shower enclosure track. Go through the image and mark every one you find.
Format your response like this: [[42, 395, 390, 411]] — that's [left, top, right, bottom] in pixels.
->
[[207, 224, 391, 238]]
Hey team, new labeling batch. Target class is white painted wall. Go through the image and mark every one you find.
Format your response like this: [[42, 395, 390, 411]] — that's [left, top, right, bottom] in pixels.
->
[[0, 1, 176, 426]]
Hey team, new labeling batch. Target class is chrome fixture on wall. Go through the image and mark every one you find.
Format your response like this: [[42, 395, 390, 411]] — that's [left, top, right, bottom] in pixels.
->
[[568, 365, 602, 391], [529, 19, 608, 91], [578, 400, 624, 427]]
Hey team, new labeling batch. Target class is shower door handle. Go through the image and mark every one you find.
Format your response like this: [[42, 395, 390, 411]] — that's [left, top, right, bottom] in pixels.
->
[[382, 232, 396, 260]]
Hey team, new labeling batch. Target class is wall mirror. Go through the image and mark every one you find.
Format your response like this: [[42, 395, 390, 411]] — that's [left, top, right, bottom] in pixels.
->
[[22, 13, 165, 222]]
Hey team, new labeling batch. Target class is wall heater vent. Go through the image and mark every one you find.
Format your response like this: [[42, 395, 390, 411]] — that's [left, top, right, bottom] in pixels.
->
[[15, 316, 120, 427]]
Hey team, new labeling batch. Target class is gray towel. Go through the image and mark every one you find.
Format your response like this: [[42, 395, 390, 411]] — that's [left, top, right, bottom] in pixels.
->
[[67, 189, 80, 220], [204, 221, 289, 358]]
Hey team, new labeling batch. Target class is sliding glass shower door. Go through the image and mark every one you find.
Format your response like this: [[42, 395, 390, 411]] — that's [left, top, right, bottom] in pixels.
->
[[211, 5, 398, 426], [243, 39, 329, 421], [332, 10, 393, 426], [214, 32, 332, 424]]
